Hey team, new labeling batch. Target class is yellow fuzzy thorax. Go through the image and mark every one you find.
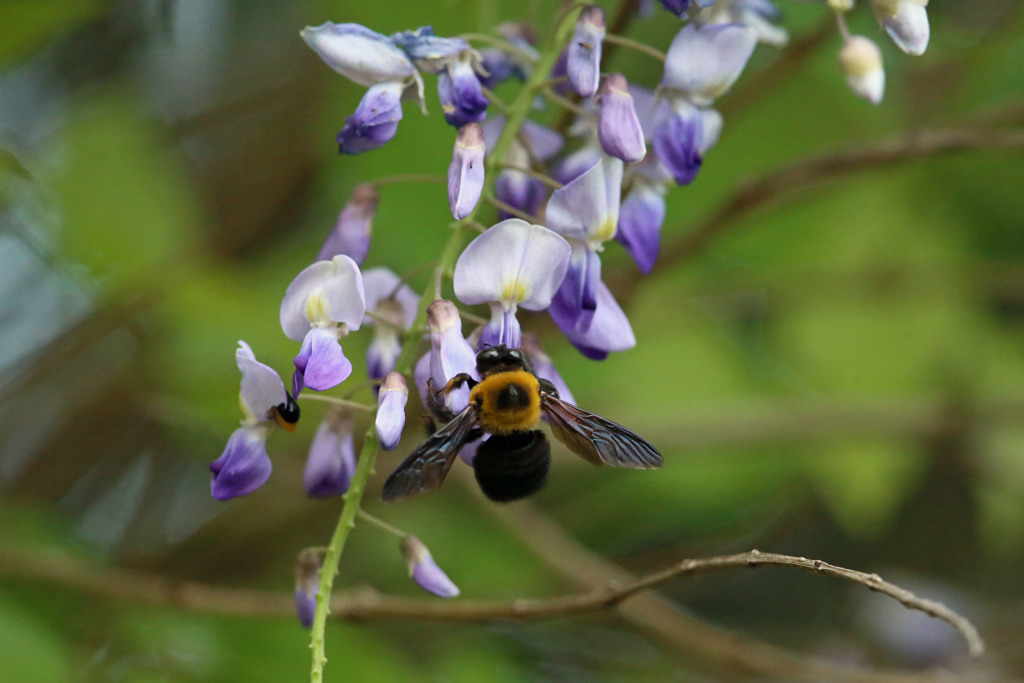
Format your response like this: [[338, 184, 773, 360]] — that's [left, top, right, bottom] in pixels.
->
[[470, 370, 542, 434]]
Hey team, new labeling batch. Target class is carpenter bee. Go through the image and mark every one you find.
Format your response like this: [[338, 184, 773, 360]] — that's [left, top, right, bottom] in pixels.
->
[[381, 345, 662, 503]]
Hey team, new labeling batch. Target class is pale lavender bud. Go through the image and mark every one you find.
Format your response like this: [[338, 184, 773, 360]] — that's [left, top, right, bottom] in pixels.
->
[[438, 59, 489, 127], [598, 74, 646, 163], [839, 36, 885, 105], [400, 536, 460, 598], [317, 184, 379, 264], [375, 372, 408, 451], [304, 407, 356, 497], [294, 549, 321, 628], [448, 123, 486, 220], [567, 5, 605, 98]]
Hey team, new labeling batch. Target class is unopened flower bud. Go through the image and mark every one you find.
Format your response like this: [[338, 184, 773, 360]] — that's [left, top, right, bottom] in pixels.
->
[[400, 535, 460, 598], [598, 74, 646, 163], [304, 407, 356, 497], [872, 0, 929, 56], [317, 184, 379, 264], [567, 5, 605, 98], [375, 372, 408, 451], [337, 81, 405, 155], [448, 123, 486, 220], [438, 59, 489, 127], [839, 36, 885, 105], [294, 548, 321, 628]]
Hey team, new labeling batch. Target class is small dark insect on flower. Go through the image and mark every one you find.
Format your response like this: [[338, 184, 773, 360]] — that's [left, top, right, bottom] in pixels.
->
[[382, 345, 662, 503]]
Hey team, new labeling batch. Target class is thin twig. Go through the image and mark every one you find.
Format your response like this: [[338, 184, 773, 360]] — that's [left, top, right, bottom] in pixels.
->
[[499, 163, 564, 190], [0, 546, 982, 658], [484, 196, 542, 223], [541, 85, 594, 119], [602, 32, 666, 62]]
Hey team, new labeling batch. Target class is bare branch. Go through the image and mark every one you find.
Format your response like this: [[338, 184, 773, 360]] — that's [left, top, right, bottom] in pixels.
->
[[655, 127, 1024, 272], [0, 545, 982, 666]]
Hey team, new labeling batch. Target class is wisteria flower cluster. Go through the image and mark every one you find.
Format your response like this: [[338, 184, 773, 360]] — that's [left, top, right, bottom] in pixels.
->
[[207, 0, 935, 675]]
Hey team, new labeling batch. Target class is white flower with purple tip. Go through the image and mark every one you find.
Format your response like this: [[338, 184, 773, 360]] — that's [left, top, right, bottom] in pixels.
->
[[280, 254, 366, 395], [598, 74, 647, 163], [400, 536, 460, 598], [567, 5, 605, 98], [448, 123, 486, 220], [301, 22, 424, 96], [872, 0, 929, 56], [304, 407, 357, 498], [545, 155, 623, 332], [414, 300, 478, 414], [209, 341, 294, 501], [362, 267, 418, 381], [453, 219, 572, 349], [376, 372, 408, 451], [318, 183, 379, 264]]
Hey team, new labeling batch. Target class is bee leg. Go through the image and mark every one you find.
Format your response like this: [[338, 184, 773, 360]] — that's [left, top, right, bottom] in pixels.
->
[[440, 373, 477, 394]]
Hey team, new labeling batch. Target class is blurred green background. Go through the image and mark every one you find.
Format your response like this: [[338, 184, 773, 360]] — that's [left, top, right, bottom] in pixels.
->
[[1, 0, 1023, 680]]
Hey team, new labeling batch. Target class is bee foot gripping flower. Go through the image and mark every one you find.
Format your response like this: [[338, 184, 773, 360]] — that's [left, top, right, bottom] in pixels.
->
[[414, 300, 479, 414], [280, 255, 366, 395], [304, 407, 357, 498], [453, 218, 571, 350], [400, 536, 460, 598], [209, 341, 297, 501], [376, 372, 409, 451]]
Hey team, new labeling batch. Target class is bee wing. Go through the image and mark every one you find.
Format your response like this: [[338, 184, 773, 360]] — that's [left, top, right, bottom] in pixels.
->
[[541, 395, 663, 469], [380, 406, 478, 503]]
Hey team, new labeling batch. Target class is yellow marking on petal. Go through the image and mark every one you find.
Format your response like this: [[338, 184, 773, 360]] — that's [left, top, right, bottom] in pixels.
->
[[593, 216, 617, 243], [304, 286, 331, 324], [500, 278, 530, 305]]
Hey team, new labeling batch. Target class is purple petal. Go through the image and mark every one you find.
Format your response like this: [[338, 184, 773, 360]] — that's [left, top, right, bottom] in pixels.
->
[[553, 144, 602, 186], [661, 23, 758, 105], [390, 26, 470, 73], [495, 169, 546, 220], [438, 60, 489, 128], [453, 218, 572, 311], [598, 74, 646, 163], [652, 103, 703, 186], [338, 81, 405, 155], [375, 372, 408, 451], [567, 6, 605, 98], [235, 341, 288, 421], [478, 305, 521, 350], [304, 410, 356, 497], [362, 267, 418, 331], [481, 117, 564, 160], [366, 329, 401, 382], [317, 184, 378, 264], [294, 549, 321, 628], [448, 123, 486, 220], [416, 300, 478, 413], [549, 244, 601, 331], [546, 155, 623, 243], [552, 281, 636, 359], [616, 183, 666, 273], [210, 426, 272, 500], [294, 587, 317, 628], [293, 327, 352, 392], [301, 23, 419, 86], [657, 0, 692, 16], [400, 536, 460, 598]]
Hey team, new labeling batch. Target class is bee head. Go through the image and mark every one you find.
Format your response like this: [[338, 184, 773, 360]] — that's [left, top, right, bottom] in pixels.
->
[[476, 344, 530, 376]]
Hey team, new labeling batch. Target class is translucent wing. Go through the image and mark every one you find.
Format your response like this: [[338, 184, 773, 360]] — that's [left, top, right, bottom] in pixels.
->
[[541, 394, 663, 469], [380, 406, 479, 502]]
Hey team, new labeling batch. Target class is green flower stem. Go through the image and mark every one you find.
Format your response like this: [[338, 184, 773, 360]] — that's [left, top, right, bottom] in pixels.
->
[[308, 9, 583, 681], [309, 429, 379, 683]]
